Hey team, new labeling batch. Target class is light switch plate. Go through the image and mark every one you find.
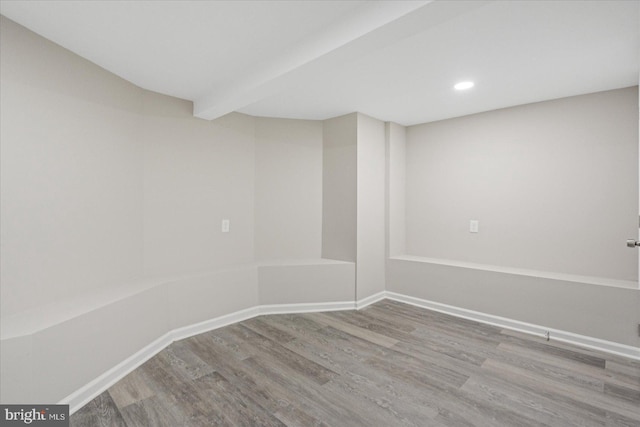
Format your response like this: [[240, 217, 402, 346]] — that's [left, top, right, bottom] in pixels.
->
[[469, 220, 479, 233], [221, 219, 230, 233]]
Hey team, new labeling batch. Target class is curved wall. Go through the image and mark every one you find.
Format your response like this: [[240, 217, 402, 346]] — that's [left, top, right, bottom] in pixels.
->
[[1, 16, 350, 406]]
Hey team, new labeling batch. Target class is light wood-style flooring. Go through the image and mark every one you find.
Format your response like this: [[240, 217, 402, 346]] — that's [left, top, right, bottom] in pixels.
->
[[71, 300, 640, 426]]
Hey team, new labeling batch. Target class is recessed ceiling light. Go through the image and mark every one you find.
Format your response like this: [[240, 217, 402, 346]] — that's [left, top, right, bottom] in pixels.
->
[[454, 81, 474, 90]]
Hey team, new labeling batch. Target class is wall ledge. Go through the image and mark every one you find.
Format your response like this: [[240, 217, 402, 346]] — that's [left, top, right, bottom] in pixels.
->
[[1, 259, 357, 409], [1, 260, 357, 340], [257, 258, 354, 267], [391, 255, 639, 290], [6, 259, 636, 413], [0, 264, 258, 339]]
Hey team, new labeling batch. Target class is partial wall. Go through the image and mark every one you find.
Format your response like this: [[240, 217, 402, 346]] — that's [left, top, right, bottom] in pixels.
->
[[0, 267, 259, 405], [405, 88, 639, 281], [258, 260, 355, 305], [322, 113, 357, 262], [254, 118, 323, 261], [142, 98, 256, 277], [321, 113, 387, 301], [356, 114, 386, 300], [386, 122, 406, 257], [387, 87, 640, 348], [387, 257, 640, 348], [0, 15, 145, 317]]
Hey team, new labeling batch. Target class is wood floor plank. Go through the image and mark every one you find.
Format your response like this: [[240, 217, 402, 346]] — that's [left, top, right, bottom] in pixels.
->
[[70, 391, 127, 427], [237, 318, 441, 425], [242, 316, 298, 344], [156, 340, 215, 382], [305, 312, 399, 348], [278, 329, 442, 422], [606, 359, 640, 390], [118, 396, 184, 427], [195, 371, 287, 427], [486, 344, 606, 393], [224, 323, 339, 385], [107, 369, 155, 410], [460, 371, 605, 427], [136, 354, 226, 426], [71, 300, 640, 427], [604, 382, 640, 404], [326, 308, 416, 334], [481, 358, 640, 422], [273, 404, 329, 427], [184, 335, 297, 415], [498, 333, 607, 368], [378, 300, 503, 340], [241, 355, 374, 427]]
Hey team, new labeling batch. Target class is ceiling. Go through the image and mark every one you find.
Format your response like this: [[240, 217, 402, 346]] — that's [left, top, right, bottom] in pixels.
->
[[1, 0, 638, 126]]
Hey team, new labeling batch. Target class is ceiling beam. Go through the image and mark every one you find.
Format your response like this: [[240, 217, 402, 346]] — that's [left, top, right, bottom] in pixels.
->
[[193, 1, 448, 121]]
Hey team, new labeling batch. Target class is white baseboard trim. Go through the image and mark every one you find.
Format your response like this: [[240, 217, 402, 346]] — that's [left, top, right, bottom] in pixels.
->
[[260, 301, 355, 315], [61, 300, 355, 414], [385, 291, 640, 361], [62, 291, 639, 415], [356, 291, 387, 309], [63, 332, 174, 415], [171, 306, 261, 342]]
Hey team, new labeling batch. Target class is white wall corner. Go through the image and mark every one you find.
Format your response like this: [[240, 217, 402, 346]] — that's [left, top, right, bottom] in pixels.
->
[[356, 291, 387, 310], [385, 121, 406, 258]]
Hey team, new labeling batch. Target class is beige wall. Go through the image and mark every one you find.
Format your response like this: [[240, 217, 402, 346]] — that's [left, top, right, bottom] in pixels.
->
[[322, 113, 357, 262], [386, 122, 406, 257], [356, 114, 387, 299], [142, 95, 256, 277], [258, 260, 355, 305], [0, 16, 337, 405], [255, 117, 323, 261], [387, 258, 640, 347], [0, 15, 145, 316], [389, 86, 640, 348], [321, 112, 387, 300], [0, 16, 263, 316], [406, 88, 639, 281]]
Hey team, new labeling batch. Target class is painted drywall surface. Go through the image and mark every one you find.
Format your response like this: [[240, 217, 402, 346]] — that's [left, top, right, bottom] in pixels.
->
[[0, 265, 258, 404], [255, 118, 323, 260], [322, 113, 357, 262], [0, 16, 143, 110], [0, 16, 145, 317], [0, 15, 259, 313], [142, 92, 256, 277], [167, 266, 259, 330], [258, 261, 355, 305], [0, 18, 261, 404], [386, 122, 407, 257], [387, 258, 640, 347], [406, 87, 639, 281], [34, 288, 168, 403], [0, 335, 33, 404], [356, 113, 387, 300]]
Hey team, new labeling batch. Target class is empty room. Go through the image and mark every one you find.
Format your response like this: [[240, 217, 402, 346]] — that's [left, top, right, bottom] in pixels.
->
[[1, 1, 639, 426]]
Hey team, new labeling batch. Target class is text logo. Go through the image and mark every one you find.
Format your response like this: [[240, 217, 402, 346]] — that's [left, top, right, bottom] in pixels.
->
[[1, 405, 68, 426]]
